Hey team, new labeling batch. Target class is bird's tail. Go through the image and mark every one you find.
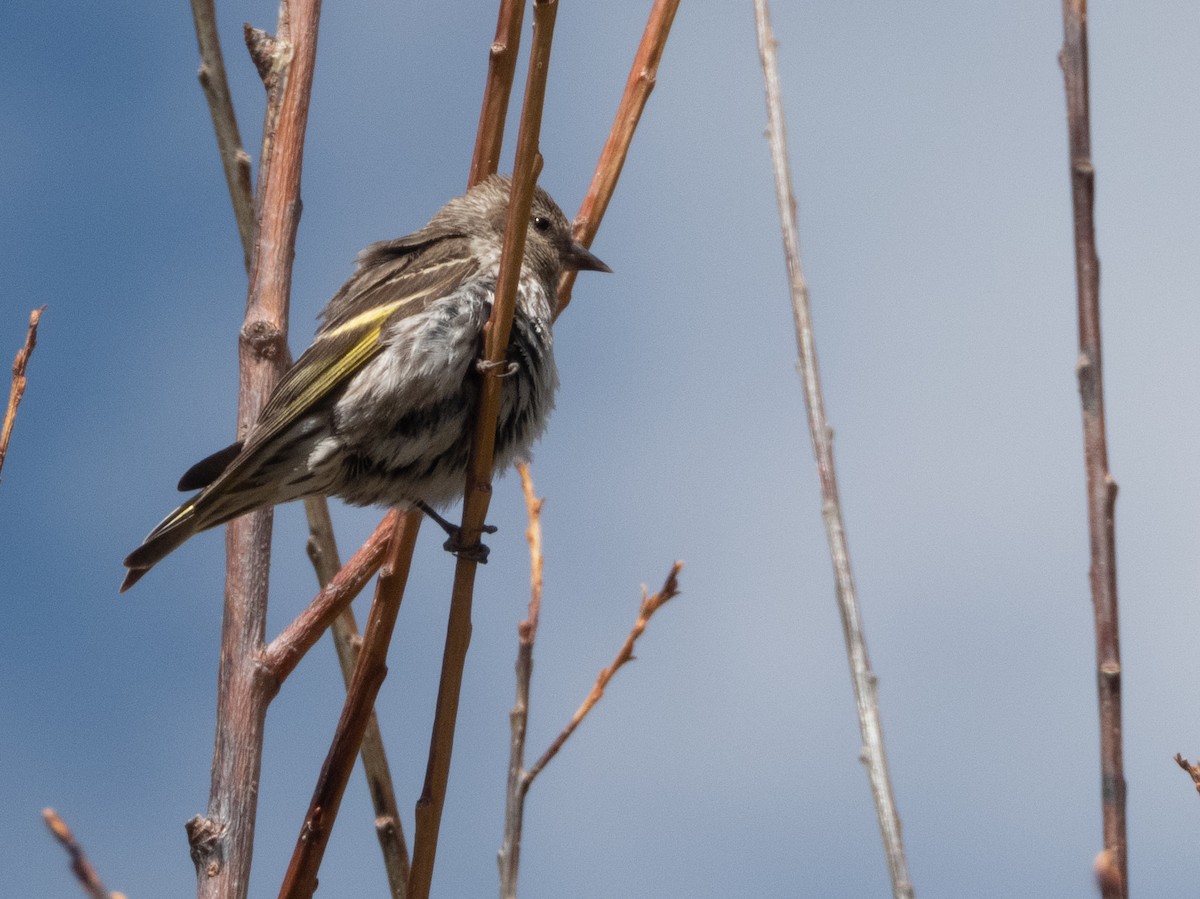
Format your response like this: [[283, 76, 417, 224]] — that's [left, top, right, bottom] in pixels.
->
[[120, 501, 208, 592]]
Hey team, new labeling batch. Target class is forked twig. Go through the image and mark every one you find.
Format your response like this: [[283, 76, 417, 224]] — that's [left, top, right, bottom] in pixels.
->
[[0, 306, 43, 484], [496, 464, 545, 898], [1059, 3, 1127, 895], [753, 3, 913, 897], [526, 563, 681, 784]]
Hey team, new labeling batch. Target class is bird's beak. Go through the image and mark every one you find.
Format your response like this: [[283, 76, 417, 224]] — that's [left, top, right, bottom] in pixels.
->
[[567, 241, 612, 273]]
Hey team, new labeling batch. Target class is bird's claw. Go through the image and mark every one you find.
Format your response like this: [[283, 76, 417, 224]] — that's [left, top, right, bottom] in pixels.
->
[[443, 531, 491, 564]]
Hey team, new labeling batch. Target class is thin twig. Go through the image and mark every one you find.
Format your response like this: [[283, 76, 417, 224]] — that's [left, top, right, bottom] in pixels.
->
[[1059, 4, 1127, 895], [1175, 753, 1200, 795], [189, 0, 255, 271], [188, 1, 324, 895], [42, 808, 121, 899], [526, 563, 681, 784], [407, 5, 559, 898], [0, 306, 43, 485], [753, 4, 914, 897], [497, 464, 544, 899], [469, 0, 527, 188], [554, 0, 679, 319], [303, 498, 410, 896], [279, 508, 421, 898]]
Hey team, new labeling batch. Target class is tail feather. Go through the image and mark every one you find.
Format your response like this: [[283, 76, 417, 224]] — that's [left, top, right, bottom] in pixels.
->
[[120, 486, 271, 592]]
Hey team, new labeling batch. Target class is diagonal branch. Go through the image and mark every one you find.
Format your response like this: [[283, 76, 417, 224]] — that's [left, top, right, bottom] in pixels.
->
[[278, 508, 421, 898], [189, 0, 255, 271], [753, 3, 913, 897], [1059, 2, 1127, 894], [42, 808, 118, 899], [406, 5, 560, 898], [554, 0, 679, 319], [0, 306, 43, 485], [525, 563, 681, 785]]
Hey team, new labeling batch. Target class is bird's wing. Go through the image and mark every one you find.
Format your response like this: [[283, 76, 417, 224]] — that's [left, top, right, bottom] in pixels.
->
[[242, 242, 483, 456]]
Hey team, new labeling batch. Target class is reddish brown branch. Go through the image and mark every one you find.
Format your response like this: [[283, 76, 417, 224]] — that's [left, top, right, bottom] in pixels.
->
[[0, 306, 44, 484], [43, 808, 120, 899], [279, 508, 420, 898], [753, 4, 913, 896], [262, 509, 397, 684], [1059, 3, 1127, 894], [303, 499, 410, 896], [496, 464, 544, 898], [188, 1, 324, 896], [469, 0, 527, 188], [554, 0, 679, 318], [407, 5, 558, 898], [526, 563, 681, 784]]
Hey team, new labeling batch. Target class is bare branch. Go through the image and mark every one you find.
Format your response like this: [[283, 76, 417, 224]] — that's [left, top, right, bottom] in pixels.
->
[[189, 0, 254, 271], [303, 498, 410, 896], [191, 0, 324, 894], [469, 0, 527, 188], [497, 463, 544, 898], [42, 808, 121, 899], [1175, 753, 1200, 795], [525, 563, 681, 785], [1059, 3, 1127, 894], [0, 306, 43, 485], [279, 508, 421, 898], [407, 5, 559, 897], [262, 509, 396, 684], [554, 0, 679, 318], [753, 3, 913, 896]]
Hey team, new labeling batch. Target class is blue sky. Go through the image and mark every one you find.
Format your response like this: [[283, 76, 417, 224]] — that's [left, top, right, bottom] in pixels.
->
[[4, 2, 1200, 896]]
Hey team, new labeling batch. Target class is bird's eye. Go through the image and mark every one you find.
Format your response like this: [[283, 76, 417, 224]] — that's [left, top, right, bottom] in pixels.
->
[[532, 215, 552, 233]]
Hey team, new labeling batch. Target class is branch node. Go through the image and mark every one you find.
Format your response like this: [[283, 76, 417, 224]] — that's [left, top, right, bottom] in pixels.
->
[[240, 318, 286, 360]]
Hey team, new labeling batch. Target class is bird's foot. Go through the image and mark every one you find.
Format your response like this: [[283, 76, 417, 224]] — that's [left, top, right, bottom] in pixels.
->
[[416, 500, 496, 564]]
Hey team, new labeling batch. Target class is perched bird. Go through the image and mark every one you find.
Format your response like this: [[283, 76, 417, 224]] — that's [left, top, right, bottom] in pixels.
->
[[122, 174, 608, 591]]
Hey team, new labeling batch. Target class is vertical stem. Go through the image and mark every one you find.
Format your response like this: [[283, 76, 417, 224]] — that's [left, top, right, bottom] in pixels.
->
[[753, 3, 914, 897], [407, 5, 559, 898], [1059, 2, 1126, 894], [188, 2, 324, 896]]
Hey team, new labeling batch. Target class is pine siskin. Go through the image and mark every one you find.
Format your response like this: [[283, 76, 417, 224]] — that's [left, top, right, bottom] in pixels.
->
[[122, 174, 608, 591]]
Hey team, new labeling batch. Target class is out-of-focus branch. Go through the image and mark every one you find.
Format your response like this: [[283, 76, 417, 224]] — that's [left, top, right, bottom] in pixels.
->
[[0, 306, 43, 485], [278, 508, 421, 899], [469, 0, 527, 187], [42, 808, 123, 899], [1059, 3, 1126, 894], [525, 563, 681, 784], [187, 1, 324, 895], [189, 0, 255, 271], [554, 0, 680, 318], [497, 464, 544, 899], [753, 4, 913, 897], [407, 5, 559, 899]]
